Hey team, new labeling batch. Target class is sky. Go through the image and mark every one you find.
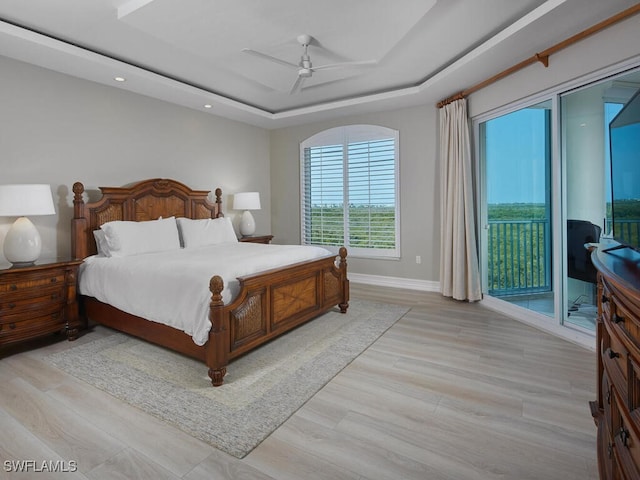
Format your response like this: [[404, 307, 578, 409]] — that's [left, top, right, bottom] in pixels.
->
[[484, 101, 639, 205], [610, 105, 640, 201], [484, 108, 548, 204]]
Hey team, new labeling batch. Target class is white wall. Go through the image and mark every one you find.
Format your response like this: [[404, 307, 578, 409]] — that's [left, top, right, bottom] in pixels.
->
[[270, 106, 440, 283], [0, 56, 271, 263], [469, 15, 640, 118]]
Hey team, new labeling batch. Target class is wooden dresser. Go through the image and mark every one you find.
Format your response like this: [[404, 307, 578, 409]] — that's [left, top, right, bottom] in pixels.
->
[[590, 245, 640, 479], [0, 258, 83, 348]]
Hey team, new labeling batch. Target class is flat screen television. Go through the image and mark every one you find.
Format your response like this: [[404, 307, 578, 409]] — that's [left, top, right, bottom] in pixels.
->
[[608, 87, 640, 254]]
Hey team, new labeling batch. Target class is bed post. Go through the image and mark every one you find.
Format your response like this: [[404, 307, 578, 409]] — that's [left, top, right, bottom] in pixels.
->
[[71, 182, 87, 260], [339, 247, 349, 313], [207, 275, 229, 386], [214, 188, 223, 218]]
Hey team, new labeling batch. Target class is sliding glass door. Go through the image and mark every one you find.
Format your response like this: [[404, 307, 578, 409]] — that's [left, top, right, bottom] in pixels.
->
[[560, 77, 635, 332], [476, 67, 640, 336], [478, 100, 554, 317]]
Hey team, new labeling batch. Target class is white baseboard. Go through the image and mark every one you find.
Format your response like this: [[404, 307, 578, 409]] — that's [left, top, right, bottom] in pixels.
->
[[349, 273, 440, 292]]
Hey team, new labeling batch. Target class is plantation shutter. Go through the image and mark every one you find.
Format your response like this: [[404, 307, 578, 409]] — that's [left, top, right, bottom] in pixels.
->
[[301, 125, 399, 258], [347, 138, 396, 250], [302, 144, 345, 246]]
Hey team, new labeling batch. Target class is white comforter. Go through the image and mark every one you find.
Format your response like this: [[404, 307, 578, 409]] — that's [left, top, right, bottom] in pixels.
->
[[79, 242, 333, 345]]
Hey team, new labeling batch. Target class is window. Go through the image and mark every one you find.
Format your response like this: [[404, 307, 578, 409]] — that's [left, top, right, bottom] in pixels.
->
[[300, 125, 400, 258]]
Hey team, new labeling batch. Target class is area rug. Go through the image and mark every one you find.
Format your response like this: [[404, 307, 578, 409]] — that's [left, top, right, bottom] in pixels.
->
[[46, 299, 408, 458]]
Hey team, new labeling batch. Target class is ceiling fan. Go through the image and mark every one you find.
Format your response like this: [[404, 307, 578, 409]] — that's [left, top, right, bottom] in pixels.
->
[[242, 34, 377, 94]]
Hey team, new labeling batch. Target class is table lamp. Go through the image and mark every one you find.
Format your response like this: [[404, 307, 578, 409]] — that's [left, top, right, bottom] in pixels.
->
[[0, 184, 55, 266], [233, 192, 261, 236]]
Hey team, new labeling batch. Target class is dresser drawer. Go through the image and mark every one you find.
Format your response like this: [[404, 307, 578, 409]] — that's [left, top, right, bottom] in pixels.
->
[[613, 298, 640, 351], [602, 429, 615, 480], [0, 310, 66, 343], [603, 369, 614, 435], [0, 269, 66, 294], [613, 393, 640, 480], [601, 278, 613, 322], [604, 322, 629, 395], [0, 285, 65, 315]]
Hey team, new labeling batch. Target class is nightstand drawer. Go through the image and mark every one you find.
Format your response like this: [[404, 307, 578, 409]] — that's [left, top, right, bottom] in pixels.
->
[[0, 259, 83, 348], [0, 269, 66, 293], [0, 310, 66, 342], [1, 300, 65, 323], [0, 285, 65, 315]]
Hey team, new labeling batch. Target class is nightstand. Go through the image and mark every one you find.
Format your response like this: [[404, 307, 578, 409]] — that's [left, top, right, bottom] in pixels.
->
[[239, 235, 274, 244], [0, 258, 83, 348]]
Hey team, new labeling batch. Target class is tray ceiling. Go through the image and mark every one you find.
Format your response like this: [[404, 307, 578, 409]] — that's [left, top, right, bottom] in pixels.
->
[[0, 0, 637, 128]]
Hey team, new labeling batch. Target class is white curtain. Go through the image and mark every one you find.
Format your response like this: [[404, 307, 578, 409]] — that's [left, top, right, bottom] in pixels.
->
[[439, 98, 482, 301]]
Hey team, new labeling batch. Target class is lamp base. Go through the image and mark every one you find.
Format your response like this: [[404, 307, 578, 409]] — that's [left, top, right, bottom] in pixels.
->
[[239, 210, 256, 236], [3, 217, 42, 266], [9, 261, 37, 268]]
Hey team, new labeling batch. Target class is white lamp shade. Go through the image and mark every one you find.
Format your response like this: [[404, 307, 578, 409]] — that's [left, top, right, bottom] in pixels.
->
[[0, 184, 55, 216], [233, 192, 261, 211]]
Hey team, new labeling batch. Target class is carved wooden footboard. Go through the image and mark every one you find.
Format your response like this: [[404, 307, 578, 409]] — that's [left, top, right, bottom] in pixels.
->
[[207, 247, 348, 385], [71, 178, 349, 386]]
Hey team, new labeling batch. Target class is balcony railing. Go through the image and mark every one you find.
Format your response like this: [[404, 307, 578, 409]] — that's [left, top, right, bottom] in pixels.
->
[[613, 219, 640, 248], [488, 218, 640, 297], [487, 219, 551, 296]]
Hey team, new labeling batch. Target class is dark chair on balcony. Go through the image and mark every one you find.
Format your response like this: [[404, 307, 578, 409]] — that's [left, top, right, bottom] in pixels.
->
[[567, 219, 601, 284]]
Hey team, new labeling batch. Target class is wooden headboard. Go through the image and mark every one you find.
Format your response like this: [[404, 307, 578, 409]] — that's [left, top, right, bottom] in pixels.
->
[[71, 178, 223, 259]]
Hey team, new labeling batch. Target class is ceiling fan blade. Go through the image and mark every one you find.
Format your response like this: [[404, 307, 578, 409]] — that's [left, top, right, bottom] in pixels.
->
[[241, 48, 299, 69], [312, 59, 378, 72], [289, 75, 306, 95]]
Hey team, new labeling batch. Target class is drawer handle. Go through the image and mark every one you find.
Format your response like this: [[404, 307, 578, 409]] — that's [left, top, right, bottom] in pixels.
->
[[619, 427, 630, 447], [608, 349, 620, 359], [9, 323, 16, 330], [51, 293, 59, 300], [602, 295, 609, 304], [50, 278, 58, 283], [10, 284, 17, 291], [8, 303, 16, 309], [608, 442, 613, 458], [606, 391, 611, 404], [613, 314, 625, 324]]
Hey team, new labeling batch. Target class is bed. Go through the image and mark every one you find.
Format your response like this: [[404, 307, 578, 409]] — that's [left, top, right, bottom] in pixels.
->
[[71, 178, 349, 386]]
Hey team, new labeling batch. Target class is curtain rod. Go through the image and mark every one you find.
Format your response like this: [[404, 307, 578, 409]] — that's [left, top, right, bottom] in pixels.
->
[[436, 2, 640, 108]]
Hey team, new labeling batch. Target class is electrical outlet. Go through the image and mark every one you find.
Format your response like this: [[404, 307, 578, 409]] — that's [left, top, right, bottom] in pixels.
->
[[416, 255, 421, 264]]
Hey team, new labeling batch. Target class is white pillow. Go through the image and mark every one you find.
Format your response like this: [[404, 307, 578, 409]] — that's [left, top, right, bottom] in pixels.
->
[[176, 217, 238, 248], [100, 217, 181, 257], [93, 229, 111, 257]]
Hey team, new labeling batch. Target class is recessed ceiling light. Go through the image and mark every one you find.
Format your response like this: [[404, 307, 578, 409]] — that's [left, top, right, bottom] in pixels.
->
[[114, 76, 126, 82], [204, 104, 212, 109]]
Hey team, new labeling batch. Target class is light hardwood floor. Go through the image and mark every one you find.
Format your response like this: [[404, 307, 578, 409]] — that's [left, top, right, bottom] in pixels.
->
[[0, 284, 597, 479]]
